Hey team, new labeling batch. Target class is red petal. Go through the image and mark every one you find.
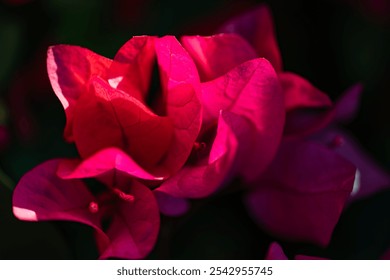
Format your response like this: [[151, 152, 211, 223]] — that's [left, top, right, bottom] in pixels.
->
[[265, 242, 288, 260], [72, 76, 174, 170], [154, 36, 202, 174], [99, 181, 160, 259], [201, 58, 285, 181], [246, 140, 356, 246], [107, 36, 156, 101], [279, 72, 332, 111], [12, 159, 109, 247], [181, 34, 257, 81], [218, 4, 282, 72], [47, 45, 112, 141], [156, 111, 245, 199], [57, 147, 165, 182]]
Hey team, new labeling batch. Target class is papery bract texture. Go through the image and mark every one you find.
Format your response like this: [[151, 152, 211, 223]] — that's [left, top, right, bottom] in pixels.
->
[[218, 4, 282, 72], [199, 58, 285, 181], [181, 34, 257, 81], [182, 34, 285, 183], [246, 140, 356, 246], [313, 128, 390, 202], [47, 45, 112, 141], [47, 36, 202, 177], [13, 160, 160, 259]]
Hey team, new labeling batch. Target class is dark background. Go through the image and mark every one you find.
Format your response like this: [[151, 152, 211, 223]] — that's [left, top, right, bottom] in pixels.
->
[[0, 0, 389, 259]]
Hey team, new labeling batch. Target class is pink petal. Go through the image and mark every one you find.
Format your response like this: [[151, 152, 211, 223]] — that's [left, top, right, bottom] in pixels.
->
[[156, 111, 245, 199], [99, 181, 160, 259], [218, 4, 282, 72], [284, 84, 363, 138], [201, 58, 285, 181], [12, 159, 109, 247], [284, 108, 335, 139], [154, 36, 202, 175], [47, 45, 112, 141], [107, 36, 156, 101], [265, 242, 288, 260], [246, 140, 356, 246], [72, 76, 174, 170], [333, 83, 363, 124], [181, 34, 257, 81], [57, 147, 165, 182], [279, 72, 332, 111], [154, 190, 190, 217], [313, 128, 390, 202]]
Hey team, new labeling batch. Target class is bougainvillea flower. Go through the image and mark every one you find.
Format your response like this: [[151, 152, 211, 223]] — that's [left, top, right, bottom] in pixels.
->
[[47, 35, 201, 177], [246, 140, 356, 246], [266, 242, 327, 260], [180, 34, 285, 182], [155, 56, 285, 207], [13, 159, 160, 259]]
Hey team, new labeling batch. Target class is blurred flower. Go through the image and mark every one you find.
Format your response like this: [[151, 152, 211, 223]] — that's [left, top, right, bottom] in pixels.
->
[[345, 0, 390, 24], [8, 42, 54, 143]]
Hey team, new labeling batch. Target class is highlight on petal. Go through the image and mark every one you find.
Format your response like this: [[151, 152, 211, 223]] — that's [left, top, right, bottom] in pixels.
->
[[57, 147, 165, 183], [99, 182, 160, 259], [108, 36, 156, 101], [201, 58, 285, 181], [218, 4, 282, 72], [312, 128, 390, 202], [72, 76, 174, 171], [279, 72, 332, 111], [156, 111, 244, 199], [181, 34, 257, 81], [12, 159, 109, 246], [154, 36, 202, 175], [246, 140, 356, 246], [47, 45, 112, 141]]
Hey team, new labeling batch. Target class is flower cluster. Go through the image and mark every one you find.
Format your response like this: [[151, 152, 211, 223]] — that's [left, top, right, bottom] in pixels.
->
[[12, 4, 389, 259]]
